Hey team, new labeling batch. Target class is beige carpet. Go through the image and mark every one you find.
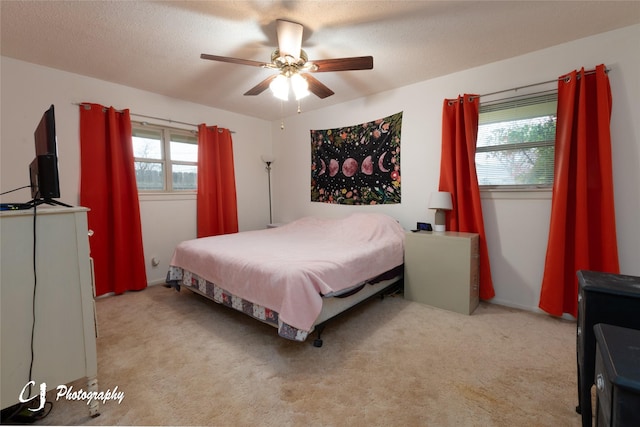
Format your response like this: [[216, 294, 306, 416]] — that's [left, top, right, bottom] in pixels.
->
[[34, 284, 584, 426]]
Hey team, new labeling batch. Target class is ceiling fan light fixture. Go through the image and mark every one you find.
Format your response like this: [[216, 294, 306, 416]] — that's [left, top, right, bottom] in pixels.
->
[[269, 74, 289, 101], [290, 73, 310, 100], [201, 20, 372, 101]]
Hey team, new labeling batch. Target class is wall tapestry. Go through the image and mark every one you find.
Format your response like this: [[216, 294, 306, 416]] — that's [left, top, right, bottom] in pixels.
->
[[311, 111, 402, 205]]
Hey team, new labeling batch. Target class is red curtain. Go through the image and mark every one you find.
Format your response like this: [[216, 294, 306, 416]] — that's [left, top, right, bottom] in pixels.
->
[[539, 65, 619, 317], [197, 125, 238, 237], [79, 103, 147, 296], [439, 94, 495, 300]]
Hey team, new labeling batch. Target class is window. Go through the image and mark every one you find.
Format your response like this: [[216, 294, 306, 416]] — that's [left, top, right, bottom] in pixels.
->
[[132, 123, 198, 192], [476, 92, 557, 189]]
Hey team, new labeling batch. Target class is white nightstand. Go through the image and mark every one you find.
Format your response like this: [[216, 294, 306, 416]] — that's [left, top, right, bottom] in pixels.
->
[[404, 231, 480, 315]]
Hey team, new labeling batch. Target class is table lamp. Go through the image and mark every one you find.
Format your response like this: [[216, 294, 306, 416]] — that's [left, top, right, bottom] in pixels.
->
[[429, 191, 452, 232]]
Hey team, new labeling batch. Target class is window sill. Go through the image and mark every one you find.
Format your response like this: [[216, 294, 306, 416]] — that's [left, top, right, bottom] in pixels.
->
[[138, 192, 196, 202], [480, 187, 552, 200]]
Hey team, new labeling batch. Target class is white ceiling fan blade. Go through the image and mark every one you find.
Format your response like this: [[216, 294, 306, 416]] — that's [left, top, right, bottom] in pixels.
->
[[276, 19, 303, 61]]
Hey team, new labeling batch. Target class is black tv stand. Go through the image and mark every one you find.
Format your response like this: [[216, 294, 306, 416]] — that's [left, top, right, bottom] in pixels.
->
[[28, 198, 73, 208]]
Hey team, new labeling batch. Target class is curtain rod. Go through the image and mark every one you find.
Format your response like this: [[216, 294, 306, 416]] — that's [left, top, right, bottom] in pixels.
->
[[73, 103, 234, 133], [479, 67, 609, 99]]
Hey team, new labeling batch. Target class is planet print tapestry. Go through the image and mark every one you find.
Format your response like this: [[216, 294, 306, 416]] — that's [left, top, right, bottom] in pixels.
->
[[310, 112, 402, 205]]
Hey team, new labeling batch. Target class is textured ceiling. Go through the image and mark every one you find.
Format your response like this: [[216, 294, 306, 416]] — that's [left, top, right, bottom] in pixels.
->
[[1, 1, 639, 121]]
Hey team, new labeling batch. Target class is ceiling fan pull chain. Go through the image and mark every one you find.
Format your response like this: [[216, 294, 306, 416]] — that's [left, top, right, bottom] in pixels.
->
[[280, 100, 285, 130]]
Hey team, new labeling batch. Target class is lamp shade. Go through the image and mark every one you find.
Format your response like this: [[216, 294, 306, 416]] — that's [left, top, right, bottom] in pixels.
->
[[261, 154, 274, 164], [269, 74, 289, 101], [428, 191, 453, 210], [290, 73, 310, 100]]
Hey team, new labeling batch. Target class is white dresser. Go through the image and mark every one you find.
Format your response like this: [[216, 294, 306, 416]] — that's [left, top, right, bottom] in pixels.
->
[[1, 207, 98, 416], [404, 231, 480, 315]]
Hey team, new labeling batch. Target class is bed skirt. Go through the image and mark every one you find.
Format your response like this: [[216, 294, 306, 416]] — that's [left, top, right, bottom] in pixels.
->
[[166, 265, 403, 342]]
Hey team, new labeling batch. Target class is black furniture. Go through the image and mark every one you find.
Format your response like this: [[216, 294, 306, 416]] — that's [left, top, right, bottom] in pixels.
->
[[594, 324, 640, 426], [576, 270, 640, 427]]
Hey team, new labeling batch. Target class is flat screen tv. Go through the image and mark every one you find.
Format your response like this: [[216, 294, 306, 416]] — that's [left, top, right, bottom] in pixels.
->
[[28, 105, 70, 207]]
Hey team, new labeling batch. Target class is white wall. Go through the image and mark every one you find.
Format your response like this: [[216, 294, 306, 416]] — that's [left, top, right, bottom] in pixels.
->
[[270, 24, 640, 312], [3, 25, 638, 310], [0, 58, 272, 285]]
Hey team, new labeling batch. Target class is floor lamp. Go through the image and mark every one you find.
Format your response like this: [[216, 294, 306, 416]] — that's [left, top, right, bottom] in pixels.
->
[[261, 155, 274, 224]]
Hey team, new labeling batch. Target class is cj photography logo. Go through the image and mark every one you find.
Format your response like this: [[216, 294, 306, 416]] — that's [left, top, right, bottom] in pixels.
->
[[19, 381, 125, 411]]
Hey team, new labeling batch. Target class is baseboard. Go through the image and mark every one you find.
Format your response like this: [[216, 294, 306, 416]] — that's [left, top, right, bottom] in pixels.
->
[[487, 298, 576, 321]]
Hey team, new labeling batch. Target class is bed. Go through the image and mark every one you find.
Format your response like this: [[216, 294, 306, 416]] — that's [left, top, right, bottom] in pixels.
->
[[166, 212, 405, 346]]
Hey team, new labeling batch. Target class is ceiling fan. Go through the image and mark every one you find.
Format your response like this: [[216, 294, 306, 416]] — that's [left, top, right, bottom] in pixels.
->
[[200, 19, 373, 100]]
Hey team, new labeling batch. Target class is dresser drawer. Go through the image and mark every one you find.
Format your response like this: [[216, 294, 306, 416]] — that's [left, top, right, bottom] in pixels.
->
[[595, 342, 612, 426], [577, 290, 585, 362], [594, 324, 640, 427], [469, 241, 479, 308]]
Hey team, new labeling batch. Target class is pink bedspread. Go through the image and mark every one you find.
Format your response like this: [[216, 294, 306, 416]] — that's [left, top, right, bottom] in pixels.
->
[[169, 213, 405, 332]]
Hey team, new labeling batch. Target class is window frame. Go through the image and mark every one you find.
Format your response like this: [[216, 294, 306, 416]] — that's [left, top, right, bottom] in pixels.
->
[[131, 122, 198, 193], [476, 92, 558, 192]]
